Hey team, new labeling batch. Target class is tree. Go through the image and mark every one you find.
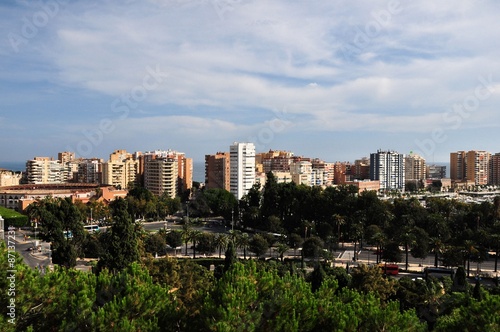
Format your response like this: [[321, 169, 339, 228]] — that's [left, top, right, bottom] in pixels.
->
[[165, 230, 183, 256], [288, 233, 303, 258], [203, 188, 238, 221], [196, 233, 216, 256], [144, 232, 167, 256], [27, 197, 85, 268], [224, 241, 237, 271], [249, 234, 269, 258], [350, 264, 396, 301], [274, 243, 290, 262], [261, 172, 279, 222], [97, 198, 139, 272], [302, 236, 324, 262], [309, 263, 325, 292], [214, 233, 229, 259], [190, 230, 203, 259], [400, 229, 416, 271], [236, 232, 250, 260], [181, 223, 192, 256]]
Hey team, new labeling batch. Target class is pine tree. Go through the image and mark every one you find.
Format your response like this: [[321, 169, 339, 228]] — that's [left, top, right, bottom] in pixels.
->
[[98, 198, 139, 272]]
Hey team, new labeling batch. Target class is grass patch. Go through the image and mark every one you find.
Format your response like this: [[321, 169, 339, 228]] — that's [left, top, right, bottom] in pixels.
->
[[0, 206, 29, 229]]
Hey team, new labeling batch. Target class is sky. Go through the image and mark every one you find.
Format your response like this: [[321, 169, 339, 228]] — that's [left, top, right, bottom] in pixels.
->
[[1, 0, 500, 165]]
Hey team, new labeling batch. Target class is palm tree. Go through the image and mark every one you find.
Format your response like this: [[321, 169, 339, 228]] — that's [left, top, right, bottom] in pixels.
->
[[332, 214, 346, 249], [430, 237, 444, 267], [190, 230, 203, 259], [237, 232, 250, 260], [214, 233, 228, 259], [400, 229, 416, 271], [372, 231, 386, 264], [463, 240, 478, 277], [181, 223, 192, 256], [274, 243, 290, 262]]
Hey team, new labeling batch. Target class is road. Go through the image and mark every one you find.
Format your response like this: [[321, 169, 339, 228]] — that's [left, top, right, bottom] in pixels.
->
[[4, 228, 52, 269]]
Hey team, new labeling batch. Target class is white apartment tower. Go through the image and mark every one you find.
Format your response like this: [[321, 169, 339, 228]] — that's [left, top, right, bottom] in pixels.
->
[[230, 142, 256, 200], [370, 150, 405, 191]]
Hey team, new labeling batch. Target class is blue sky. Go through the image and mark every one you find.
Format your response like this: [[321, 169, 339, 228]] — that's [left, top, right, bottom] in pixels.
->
[[1, 0, 500, 164]]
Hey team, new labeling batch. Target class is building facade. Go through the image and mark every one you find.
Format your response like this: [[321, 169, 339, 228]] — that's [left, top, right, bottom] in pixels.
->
[[405, 153, 426, 183], [144, 157, 178, 198], [102, 150, 139, 189], [230, 142, 256, 200], [370, 150, 405, 191], [450, 150, 491, 185], [205, 152, 231, 191]]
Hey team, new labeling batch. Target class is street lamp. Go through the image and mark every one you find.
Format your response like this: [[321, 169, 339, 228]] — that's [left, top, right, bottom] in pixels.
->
[[231, 208, 234, 232]]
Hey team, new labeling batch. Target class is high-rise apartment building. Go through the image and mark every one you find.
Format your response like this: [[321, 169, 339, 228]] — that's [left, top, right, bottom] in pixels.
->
[[490, 153, 500, 185], [450, 150, 490, 185], [76, 158, 102, 184], [352, 157, 370, 180], [140, 150, 192, 196], [405, 153, 426, 183], [25, 157, 63, 184], [230, 142, 256, 200], [312, 159, 335, 186], [256, 150, 294, 174], [144, 157, 178, 198], [290, 160, 312, 186], [450, 151, 467, 182], [370, 150, 405, 191], [466, 150, 490, 185], [205, 152, 230, 191], [58, 151, 77, 182], [332, 161, 351, 185], [102, 150, 138, 189]]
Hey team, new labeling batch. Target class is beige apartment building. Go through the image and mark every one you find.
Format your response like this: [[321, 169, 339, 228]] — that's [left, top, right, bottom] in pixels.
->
[[405, 153, 426, 184], [144, 157, 178, 198], [290, 160, 312, 186], [102, 150, 139, 189], [139, 150, 192, 196], [0, 170, 22, 187], [26, 157, 63, 184]]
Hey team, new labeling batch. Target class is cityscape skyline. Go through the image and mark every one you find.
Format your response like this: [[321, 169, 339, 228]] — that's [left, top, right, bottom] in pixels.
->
[[2, 2, 500, 165]]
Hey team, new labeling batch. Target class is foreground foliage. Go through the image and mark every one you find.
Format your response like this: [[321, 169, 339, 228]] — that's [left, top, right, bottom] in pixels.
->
[[4, 239, 500, 331]]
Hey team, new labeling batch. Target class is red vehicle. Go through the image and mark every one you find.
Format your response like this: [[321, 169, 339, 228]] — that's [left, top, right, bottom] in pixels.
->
[[379, 263, 399, 275]]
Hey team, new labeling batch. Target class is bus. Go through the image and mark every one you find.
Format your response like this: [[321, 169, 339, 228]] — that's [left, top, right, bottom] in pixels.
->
[[379, 263, 399, 275], [424, 267, 455, 280], [84, 224, 100, 233]]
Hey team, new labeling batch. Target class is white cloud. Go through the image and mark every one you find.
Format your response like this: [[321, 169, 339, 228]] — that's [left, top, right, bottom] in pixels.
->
[[2, 0, 500, 162]]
